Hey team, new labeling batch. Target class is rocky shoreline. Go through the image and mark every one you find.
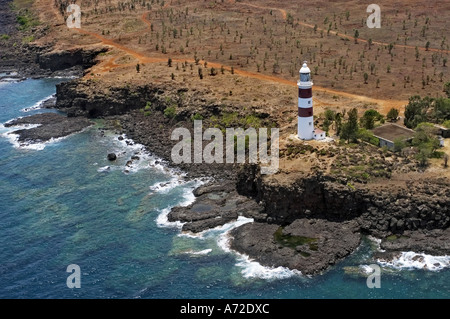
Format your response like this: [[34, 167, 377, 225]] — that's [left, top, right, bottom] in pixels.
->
[[4, 113, 93, 144], [2, 1, 448, 275], [48, 77, 450, 275]]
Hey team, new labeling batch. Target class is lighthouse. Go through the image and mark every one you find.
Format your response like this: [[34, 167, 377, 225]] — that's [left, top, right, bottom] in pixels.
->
[[298, 62, 314, 140]]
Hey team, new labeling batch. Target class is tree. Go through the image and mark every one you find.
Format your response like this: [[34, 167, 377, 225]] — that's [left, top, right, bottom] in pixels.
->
[[323, 117, 331, 135], [444, 82, 450, 98], [416, 148, 430, 167], [412, 123, 440, 154], [404, 95, 433, 128], [357, 128, 379, 145], [363, 72, 369, 84], [198, 67, 203, 79], [393, 138, 407, 153], [354, 29, 359, 44], [136, 63, 140, 73], [425, 41, 430, 51], [340, 108, 359, 142], [360, 112, 375, 129], [386, 108, 400, 122], [168, 58, 172, 67], [324, 109, 336, 122], [388, 43, 394, 55], [433, 97, 450, 122]]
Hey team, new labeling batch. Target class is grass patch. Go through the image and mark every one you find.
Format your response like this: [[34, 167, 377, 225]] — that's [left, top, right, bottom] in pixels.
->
[[22, 35, 34, 43], [274, 227, 318, 251], [1, 34, 10, 40], [163, 106, 177, 119]]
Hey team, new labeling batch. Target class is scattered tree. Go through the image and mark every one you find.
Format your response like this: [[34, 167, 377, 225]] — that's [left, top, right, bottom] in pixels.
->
[[340, 108, 359, 142], [387, 108, 400, 122], [363, 72, 369, 84]]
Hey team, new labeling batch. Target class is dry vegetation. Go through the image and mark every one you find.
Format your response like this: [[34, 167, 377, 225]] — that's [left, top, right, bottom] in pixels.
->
[[34, 0, 450, 100], [22, 0, 450, 177]]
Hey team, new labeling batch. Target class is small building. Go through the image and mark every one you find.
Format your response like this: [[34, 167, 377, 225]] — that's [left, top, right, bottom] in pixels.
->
[[434, 124, 450, 138], [313, 128, 326, 141], [371, 123, 416, 150]]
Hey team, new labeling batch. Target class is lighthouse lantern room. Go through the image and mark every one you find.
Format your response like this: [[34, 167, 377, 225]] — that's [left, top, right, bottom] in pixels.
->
[[298, 62, 314, 140]]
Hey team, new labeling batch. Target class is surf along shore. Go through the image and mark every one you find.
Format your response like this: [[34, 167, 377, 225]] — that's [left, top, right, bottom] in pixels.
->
[[1, 0, 449, 276]]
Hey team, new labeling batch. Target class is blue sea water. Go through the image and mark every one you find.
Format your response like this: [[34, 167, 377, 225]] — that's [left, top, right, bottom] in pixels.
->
[[0, 78, 449, 299]]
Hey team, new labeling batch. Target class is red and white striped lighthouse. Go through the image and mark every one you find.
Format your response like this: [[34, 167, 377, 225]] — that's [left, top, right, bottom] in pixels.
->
[[298, 62, 314, 140]]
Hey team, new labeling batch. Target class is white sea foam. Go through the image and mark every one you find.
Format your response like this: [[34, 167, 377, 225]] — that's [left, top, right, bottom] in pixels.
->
[[156, 207, 185, 229], [367, 235, 385, 252], [377, 251, 450, 271], [1, 122, 90, 151], [149, 177, 184, 194], [97, 166, 111, 173], [21, 94, 55, 112], [113, 135, 181, 176], [155, 179, 206, 229], [50, 75, 79, 79], [215, 217, 302, 280], [1, 124, 44, 150], [176, 213, 303, 280], [235, 255, 302, 280], [184, 249, 213, 256], [3, 131, 74, 151], [359, 264, 377, 275]]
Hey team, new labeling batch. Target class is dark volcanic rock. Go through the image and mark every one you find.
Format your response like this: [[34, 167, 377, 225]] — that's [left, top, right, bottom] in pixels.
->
[[167, 181, 265, 233], [38, 48, 108, 73], [107, 153, 117, 161], [379, 228, 450, 256], [230, 219, 361, 276], [4, 113, 93, 143]]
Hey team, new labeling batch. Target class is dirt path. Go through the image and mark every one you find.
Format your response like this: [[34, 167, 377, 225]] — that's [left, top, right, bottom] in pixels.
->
[[45, 0, 410, 112], [232, 0, 450, 55]]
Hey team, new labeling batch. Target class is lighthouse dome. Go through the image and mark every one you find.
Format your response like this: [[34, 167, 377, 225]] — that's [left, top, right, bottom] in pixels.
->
[[300, 62, 311, 74]]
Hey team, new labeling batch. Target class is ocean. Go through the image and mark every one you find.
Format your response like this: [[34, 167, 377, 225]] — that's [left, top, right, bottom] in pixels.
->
[[0, 78, 449, 299]]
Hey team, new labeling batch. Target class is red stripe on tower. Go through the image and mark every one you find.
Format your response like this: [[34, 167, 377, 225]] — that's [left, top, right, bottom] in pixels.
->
[[298, 107, 313, 117], [299, 88, 312, 99]]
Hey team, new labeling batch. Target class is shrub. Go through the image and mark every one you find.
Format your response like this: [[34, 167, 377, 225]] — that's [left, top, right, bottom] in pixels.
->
[[164, 106, 176, 119], [191, 113, 203, 121], [357, 128, 379, 145]]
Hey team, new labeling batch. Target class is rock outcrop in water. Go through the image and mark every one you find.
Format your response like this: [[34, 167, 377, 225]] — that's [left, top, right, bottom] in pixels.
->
[[51, 77, 450, 275], [4, 113, 93, 143]]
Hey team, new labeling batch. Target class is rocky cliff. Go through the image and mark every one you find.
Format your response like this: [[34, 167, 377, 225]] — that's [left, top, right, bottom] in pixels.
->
[[51, 69, 450, 275], [237, 165, 450, 237]]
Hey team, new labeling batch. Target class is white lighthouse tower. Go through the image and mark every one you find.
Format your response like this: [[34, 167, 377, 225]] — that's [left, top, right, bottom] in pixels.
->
[[298, 62, 314, 140]]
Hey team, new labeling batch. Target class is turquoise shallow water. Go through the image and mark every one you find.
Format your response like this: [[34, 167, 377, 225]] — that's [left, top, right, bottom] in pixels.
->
[[0, 79, 449, 299]]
